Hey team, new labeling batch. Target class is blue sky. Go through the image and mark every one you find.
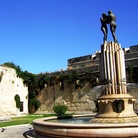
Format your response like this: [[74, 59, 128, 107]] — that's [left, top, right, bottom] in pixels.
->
[[0, 0, 137, 74]]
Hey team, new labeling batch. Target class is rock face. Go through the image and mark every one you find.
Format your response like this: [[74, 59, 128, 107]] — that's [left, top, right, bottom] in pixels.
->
[[35, 82, 104, 114], [35, 82, 138, 114], [0, 66, 28, 116]]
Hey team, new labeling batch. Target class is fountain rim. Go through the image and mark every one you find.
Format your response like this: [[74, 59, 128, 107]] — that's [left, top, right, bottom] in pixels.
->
[[33, 114, 138, 128]]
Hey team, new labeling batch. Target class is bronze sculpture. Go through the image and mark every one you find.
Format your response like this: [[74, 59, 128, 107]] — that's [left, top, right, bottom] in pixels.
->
[[100, 13, 108, 42], [100, 10, 118, 43]]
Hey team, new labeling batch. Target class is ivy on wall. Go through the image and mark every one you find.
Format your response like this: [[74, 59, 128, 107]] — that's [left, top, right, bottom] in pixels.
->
[[14, 94, 21, 109]]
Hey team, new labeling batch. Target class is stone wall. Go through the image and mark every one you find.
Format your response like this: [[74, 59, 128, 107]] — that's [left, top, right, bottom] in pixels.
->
[[35, 82, 138, 114], [0, 66, 28, 116]]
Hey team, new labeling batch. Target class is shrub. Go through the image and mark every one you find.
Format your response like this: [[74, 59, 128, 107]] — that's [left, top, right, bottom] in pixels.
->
[[34, 99, 41, 110], [14, 94, 20, 109], [29, 98, 41, 110], [53, 104, 68, 116]]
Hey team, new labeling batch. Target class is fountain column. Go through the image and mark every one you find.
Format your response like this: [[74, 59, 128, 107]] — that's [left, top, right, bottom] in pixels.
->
[[100, 42, 127, 94]]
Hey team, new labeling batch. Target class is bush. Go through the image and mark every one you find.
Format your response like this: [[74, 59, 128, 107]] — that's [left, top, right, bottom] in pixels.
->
[[34, 99, 41, 110], [14, 94, 20, 109], [53, 104, 68, 116], [29, 98, 41, 110]]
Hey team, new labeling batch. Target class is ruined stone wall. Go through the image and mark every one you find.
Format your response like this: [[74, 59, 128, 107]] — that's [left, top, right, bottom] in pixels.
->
[[0, 66, 28, 116], [35, 81, 138, 114]]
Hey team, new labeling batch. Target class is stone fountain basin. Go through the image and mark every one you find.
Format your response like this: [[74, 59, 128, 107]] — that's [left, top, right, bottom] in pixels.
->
[[33, 114, 138, 138]]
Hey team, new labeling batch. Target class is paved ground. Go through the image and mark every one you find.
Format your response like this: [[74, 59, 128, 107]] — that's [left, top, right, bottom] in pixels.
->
[[0, 124, 34, 138]]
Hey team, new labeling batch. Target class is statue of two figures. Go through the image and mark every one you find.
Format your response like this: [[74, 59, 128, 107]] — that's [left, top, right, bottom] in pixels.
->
[[100, 10, 118, 43]]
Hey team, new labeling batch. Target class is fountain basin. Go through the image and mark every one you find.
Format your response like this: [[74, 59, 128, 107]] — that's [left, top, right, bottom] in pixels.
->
[[33, 114, 138, 138]]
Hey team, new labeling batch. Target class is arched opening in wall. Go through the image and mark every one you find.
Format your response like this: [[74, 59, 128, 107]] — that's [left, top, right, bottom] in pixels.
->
[[20, 102, 24, 112]]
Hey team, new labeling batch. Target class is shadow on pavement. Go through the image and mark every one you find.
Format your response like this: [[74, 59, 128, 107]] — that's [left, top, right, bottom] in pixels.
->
[[23, 129, 36, 138]]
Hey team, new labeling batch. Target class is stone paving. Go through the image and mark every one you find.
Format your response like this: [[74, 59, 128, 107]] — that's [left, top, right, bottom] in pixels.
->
[[0, 124, 34, 138]]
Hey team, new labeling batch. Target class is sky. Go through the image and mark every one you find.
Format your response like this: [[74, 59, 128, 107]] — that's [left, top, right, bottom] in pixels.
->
[[0, 0, 137, 74]]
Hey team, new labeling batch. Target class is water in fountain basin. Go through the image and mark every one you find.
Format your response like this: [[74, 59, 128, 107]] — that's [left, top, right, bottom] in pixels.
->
[[45, 116, 94, 124]]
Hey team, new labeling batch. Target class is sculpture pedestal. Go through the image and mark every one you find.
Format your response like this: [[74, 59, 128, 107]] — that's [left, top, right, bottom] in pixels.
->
[[91, 94, 138, 123]]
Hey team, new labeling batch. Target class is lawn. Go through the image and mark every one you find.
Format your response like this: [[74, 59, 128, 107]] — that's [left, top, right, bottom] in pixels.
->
[[0, 114, 55, 128]]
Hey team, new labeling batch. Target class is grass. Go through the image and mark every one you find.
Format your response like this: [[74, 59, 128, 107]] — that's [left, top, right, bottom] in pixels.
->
[[0, 114, 55, 128]]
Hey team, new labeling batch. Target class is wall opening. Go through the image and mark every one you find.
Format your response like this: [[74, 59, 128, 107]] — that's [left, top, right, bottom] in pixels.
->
[[20, 102, 24, 112]]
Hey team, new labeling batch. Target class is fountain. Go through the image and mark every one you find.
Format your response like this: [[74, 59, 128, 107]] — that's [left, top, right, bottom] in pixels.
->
[[33, 11, 138, 137]]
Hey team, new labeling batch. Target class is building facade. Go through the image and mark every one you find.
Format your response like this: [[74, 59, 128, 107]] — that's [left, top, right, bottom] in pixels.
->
[[0, 66, 28, 116], [67, 45, 138, 72]]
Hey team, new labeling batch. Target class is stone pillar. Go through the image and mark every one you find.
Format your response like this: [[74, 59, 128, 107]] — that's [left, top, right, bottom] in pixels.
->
[[100, 42, 127, 95]]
